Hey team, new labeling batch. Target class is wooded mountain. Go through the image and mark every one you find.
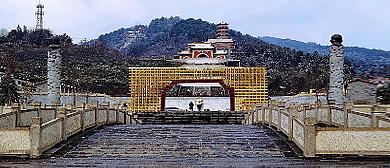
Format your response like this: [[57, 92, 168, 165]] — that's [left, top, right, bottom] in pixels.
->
[[2, 16, 379, 97], [90, 16, 334, 95], [258, 36, 390, 78]]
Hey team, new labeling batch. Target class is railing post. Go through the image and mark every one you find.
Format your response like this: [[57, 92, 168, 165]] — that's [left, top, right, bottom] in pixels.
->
[[344, 101, 353, 127], [125, 110, 128, 125], [12, 103, 21, 127], [113, 104, 120, 124], [131, 111, 136, 125], [51, 102, 58, 108], [262, 105, 266, 125], [252, 105, 257, 124], [30, 117, 42, 158], [57, 107, 67, 141], [315, 101, 321, 123], [34, 102, 42, 117], [77, 103, 85, 131], [270, 100, 277, 126], [277, 102, 285, 132], [289, 113, 293, 141], [328, 100, 335, 125], [255, 104, 262, 124], [91, 101, 99, 126], [303, 117, 316, 157], [269, 106, 273, 126], [251, 110, 254, 124], [288, 107, 294, 141], [303, 103, 310, 118], [288, 104, 298, 141], [371, 105, 386, 127], [102, 101, 110, 125]]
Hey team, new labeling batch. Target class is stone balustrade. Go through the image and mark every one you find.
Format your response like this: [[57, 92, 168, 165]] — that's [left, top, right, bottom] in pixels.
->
[[243, 101, 390, 157], [0, 101, 134, 158]]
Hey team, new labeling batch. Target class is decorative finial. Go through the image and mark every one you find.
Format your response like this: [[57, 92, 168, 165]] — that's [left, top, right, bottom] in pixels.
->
[[330, 34, 343, 46]]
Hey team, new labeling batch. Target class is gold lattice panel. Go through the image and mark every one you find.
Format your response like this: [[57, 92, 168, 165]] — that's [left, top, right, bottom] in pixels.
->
[[128, 67, 267, 112]]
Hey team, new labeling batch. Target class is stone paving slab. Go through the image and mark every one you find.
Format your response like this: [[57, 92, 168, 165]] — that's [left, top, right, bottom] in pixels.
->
[[63, 125, 285, 158], [1, 124, 390, 167]]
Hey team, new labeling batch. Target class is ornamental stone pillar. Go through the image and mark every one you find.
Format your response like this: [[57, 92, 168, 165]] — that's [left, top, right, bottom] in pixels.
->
[[329, 34, 345, 107], [47, 36, 62, 106]]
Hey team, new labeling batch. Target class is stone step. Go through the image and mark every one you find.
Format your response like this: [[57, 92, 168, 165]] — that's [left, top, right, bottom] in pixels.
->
[[63, 125, 287, 158], [133, 111, 245, 124]]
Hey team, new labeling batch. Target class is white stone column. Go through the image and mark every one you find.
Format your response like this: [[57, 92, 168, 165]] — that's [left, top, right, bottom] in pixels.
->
[[30, 117, 42, 158], [303, 117, 316, 157], [329, 34, 345, 107], [47, 37, 62, 106]]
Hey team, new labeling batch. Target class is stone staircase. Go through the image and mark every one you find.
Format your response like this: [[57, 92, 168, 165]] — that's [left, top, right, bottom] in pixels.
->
[[62, 125, 286, 158], [133, 111, 245, 124]]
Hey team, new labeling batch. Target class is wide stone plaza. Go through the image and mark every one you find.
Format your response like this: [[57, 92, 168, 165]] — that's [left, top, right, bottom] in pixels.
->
[[1, 124, 390, 167]]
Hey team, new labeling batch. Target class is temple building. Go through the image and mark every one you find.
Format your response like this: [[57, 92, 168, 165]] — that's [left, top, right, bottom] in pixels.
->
[[128, 22, 267, 112], [208, 22, 234, 50], [172, 22, 239, 67]]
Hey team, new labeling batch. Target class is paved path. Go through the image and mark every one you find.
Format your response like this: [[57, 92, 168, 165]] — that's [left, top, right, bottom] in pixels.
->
[[1, 125, 390, 167], [64, 125, 288, 158]]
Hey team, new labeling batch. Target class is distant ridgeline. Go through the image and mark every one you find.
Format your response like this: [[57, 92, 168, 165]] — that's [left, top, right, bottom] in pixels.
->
[[86, 16, 347, 95], [4, 16, 385, 97], [259, 36, 390, 78]]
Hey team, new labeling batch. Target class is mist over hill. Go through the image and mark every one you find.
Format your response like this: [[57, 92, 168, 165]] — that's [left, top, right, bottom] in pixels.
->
[[259, 36, 390, 78]]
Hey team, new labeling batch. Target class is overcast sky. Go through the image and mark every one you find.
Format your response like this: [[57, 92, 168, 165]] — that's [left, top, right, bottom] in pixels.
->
[[1, 0, 390, 50]]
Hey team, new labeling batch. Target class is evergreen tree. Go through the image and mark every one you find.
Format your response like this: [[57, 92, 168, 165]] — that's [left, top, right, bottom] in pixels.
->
[[0, 45, 20, 105], [377, 84, 390, 104], [0, 73, 20, 105]]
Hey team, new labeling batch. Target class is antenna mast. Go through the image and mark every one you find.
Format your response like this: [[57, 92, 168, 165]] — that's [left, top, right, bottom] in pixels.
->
[[36, 0, 44, 30]]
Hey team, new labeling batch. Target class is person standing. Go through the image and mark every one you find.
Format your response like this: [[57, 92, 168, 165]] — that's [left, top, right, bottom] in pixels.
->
[[189, 101, 194, 111], [195, 97, 203, 111]]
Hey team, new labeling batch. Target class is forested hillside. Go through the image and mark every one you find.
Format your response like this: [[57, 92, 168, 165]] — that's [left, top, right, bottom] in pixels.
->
[[259, 36, 390, 78], [92, 16, 343, 95], [1, 17, 361, 98]]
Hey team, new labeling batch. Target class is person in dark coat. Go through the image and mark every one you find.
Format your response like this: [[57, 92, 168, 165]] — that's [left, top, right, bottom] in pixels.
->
[[189, 101, 194, 111]]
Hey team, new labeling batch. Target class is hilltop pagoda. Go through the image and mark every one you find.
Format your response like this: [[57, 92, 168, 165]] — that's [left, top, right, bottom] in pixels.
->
[[172, 22, 239, 67], [128, 22, 267, 112]]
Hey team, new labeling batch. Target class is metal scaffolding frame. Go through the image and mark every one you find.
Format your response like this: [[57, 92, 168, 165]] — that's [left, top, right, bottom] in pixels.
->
[[128, 67, 267, 112]]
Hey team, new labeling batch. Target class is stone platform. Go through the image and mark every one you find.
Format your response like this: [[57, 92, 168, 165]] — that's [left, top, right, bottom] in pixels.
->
[[1, 125, 390, 167], [133, 111, 245, 124]]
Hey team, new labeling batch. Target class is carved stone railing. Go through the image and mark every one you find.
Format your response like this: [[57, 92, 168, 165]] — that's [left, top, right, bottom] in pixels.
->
[[0, 101, 134, 157], [243, 101, 390, 157]]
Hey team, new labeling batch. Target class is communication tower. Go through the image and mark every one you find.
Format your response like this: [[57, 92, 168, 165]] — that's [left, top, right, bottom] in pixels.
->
[[35, 1, 44, 30]]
